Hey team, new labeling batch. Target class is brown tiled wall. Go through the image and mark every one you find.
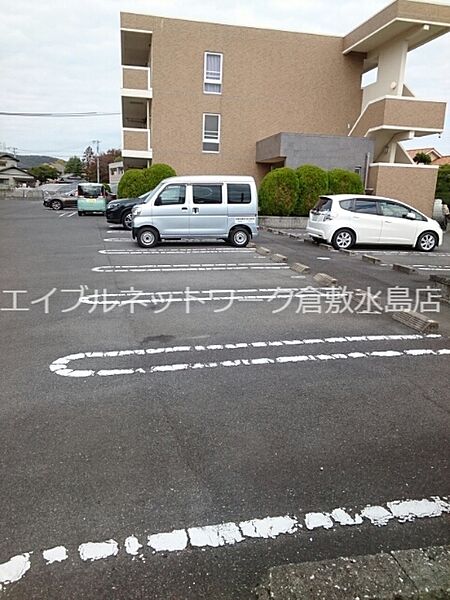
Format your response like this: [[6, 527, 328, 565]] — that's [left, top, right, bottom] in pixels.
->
[[121, 13, 364, 182], [368, 164, 438, 215]]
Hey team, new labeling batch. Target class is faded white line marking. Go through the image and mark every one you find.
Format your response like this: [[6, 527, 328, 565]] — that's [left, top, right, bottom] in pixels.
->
[[78, 540, 119, 562], [148, 529, 188, 552], [103, 237, 131, 242], [124, 536, 142, 556], [0, 554, 31, 590], [1, 496, 449, 590], [188, 523, 243, 548], [99, 248, 255, 255], [305, 512, 333, 530], [316, 257, 330, 261], [66, 211, 77, 217], [42, 546, 68, 565], [239, 516, 298, 539], [92, 262, 288, 273], [48, 334, 444, 378]]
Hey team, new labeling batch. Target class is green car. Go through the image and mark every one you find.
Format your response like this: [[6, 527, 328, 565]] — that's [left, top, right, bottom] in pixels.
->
[[77, 183, 107, 216]]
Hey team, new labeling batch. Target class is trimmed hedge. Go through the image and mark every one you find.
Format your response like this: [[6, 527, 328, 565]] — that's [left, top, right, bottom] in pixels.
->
[[118, 163, 176, 199], [117, 169, 148, 198], [296, 164, 328, 216], [328, 168, 364, 195], [259, 168, 299, 216], [143, 163, 176, 191]]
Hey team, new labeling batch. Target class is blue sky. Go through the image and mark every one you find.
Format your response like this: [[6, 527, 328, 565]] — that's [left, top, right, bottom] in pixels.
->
[[1, 0, 449, 159]]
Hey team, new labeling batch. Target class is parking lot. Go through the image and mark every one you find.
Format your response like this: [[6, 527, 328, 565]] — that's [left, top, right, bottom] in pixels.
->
[[1, 199, 449, 598]]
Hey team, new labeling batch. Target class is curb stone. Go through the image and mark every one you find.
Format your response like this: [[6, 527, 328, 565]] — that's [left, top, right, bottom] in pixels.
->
[[255, 545, 450, 600], [362, 254, 382, 264], [291, 262, 310, 274], [393, 263, 417, 274], [313, 272, 337, 286], [270, 253, 288, 263], [392, 310, 439, 333]]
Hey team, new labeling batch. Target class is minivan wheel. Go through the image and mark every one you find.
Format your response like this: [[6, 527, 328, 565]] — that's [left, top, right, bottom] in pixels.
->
[[416, 231, 437, 252], [331, 228, 356, 250], [51, 199, 63, 211], [122, 210, 133, 230], [230, 227, 250, 247], [137, 227, 158, 248]]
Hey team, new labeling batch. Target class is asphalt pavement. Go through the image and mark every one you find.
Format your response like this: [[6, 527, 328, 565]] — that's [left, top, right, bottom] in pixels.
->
[[0, 200, 449, 599]]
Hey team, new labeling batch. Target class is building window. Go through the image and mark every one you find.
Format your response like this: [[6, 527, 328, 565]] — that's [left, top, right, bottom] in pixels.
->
[[204, 52, 223, 94], [202, 113, 220, 153]]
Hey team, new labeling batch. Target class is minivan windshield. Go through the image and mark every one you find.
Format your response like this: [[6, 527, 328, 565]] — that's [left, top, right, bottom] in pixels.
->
[[139, 181, 167, 203], [312, 196, 332, 213]]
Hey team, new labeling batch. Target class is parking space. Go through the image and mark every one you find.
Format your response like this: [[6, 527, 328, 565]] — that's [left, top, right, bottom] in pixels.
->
[[1, 200, 449, 598]]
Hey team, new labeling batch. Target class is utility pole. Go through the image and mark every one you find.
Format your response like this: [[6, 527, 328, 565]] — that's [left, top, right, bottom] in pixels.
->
[[92, 139, 100, 183]]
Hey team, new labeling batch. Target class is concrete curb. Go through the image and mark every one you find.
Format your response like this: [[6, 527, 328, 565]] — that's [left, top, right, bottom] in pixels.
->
[[362, 254, 382, 264], [256, 545, 450, 600], [270, 253, 288, 263], [393, 263, 417, 274], [313, 272, 337, 286], [255, 246, 271, 256], [392, 310, 439, 333], [291, 262, 310, 274]]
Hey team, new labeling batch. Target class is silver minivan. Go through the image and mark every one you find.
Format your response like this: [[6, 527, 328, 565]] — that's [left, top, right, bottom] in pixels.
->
[[131, 175, 258, 247]]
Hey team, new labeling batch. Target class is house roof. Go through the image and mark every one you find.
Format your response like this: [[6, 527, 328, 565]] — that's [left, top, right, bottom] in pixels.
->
[[0, 166, 35, 178], [432, 156, 450, 166], [0, 152, 18, 161], [406, 148, 443, 159]]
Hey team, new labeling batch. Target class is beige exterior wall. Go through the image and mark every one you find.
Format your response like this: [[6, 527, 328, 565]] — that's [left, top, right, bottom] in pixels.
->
[[352, 97, 446, 137], [368, 164, 438, 215], [123, 129, 149, 152], [122, 67, 149, 91], [121, 13, 364, 182]]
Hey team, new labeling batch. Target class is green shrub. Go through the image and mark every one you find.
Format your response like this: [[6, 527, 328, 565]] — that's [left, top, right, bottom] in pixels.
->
[[328, 168, 364, 195], [295, 164, 328, 215], [258, 168, 299, 216], [143, 163, 176, 191], [117, 163, 176, 198], [117, 169, 148, 198]]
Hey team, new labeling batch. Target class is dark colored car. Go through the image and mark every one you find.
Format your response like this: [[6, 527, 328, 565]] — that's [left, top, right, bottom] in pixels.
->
[[43, 184, 79, 210], [105, 192, 150, 230]]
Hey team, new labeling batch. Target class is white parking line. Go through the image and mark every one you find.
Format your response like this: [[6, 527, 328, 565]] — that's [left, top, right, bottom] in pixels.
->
[[57, 211, 76, 218], [48, 334, 444, 378], [103, 237, 132, 242], [99, 248, 255, 255], [352, 251, 450, 257], [79, 287, 329, 306], [66, 211, 77, 217], [412, 265, 450, 271], [1, 494, 448, 590], [92, 262, 289, 273]]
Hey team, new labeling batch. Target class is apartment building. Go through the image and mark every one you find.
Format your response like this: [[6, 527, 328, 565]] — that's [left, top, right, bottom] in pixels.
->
[[120, 0, 450, 214]]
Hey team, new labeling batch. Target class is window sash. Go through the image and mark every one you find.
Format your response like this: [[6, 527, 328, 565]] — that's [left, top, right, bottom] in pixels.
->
[[204, 52, 223, 84], [202, 114, 220, 143]]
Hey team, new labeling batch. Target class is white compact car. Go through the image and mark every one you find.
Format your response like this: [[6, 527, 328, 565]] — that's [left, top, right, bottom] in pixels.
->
[[306, 194, 443, 251]]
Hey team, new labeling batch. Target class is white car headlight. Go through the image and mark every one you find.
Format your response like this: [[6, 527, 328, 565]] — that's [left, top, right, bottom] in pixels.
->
[[132, 206, 142, 216], [107, 202, 119, 209]]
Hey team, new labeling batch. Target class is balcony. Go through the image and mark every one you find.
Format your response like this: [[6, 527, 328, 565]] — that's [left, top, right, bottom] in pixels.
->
[[122, 128, 152, 160], [350, 96, 446, 138], [121, 66, 152, 98]]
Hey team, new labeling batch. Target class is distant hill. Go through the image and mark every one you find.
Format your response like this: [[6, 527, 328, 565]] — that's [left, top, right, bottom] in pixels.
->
[[17, 155, 66, 172]]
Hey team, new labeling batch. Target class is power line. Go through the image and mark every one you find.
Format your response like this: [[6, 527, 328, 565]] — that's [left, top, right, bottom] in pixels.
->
[[0, 111, 119, 118]]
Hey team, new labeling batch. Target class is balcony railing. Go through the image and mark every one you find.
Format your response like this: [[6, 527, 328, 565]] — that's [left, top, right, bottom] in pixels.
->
[[122, 128, 152, 159], [121, 66, 152, 96]]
